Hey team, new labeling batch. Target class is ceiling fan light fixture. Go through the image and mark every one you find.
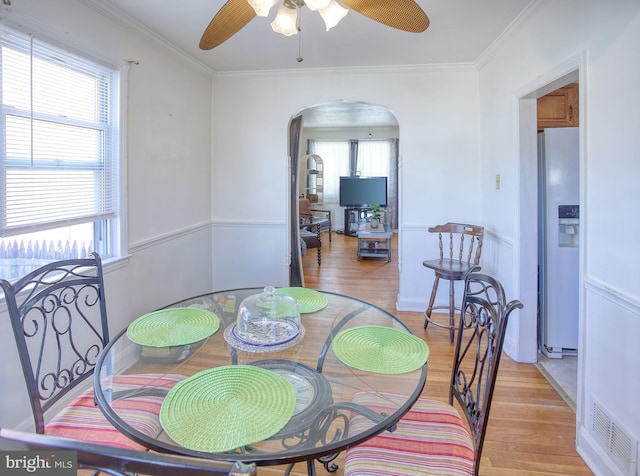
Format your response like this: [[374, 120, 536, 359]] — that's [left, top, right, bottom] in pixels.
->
[[247, 0, 279, 17], [318, 0, 348, 31], [199, 0, 428, 52], [303, 0, 331, 11], [271, 3, 299, 36]]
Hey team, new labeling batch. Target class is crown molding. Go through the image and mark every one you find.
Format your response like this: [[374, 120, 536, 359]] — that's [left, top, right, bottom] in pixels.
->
[[79, 0, 217, 77], [475, 0, 552, 70], [212, 61, 478, 79]]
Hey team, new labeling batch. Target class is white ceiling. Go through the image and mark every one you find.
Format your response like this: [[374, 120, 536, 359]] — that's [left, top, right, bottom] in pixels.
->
[[98, 0, 533, 73], [94, 0, 534, 127]]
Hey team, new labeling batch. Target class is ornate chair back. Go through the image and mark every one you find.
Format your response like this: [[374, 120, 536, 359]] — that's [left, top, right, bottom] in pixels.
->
[[451, 269, 523, 473], [343, 270, 522, 476], [0, 253, 108, 433]]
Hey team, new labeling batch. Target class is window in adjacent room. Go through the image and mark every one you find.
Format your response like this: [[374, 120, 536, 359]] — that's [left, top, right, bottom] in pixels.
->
[[0, 26, 121, 281], [308, 138, 399, 229], [307, 140, 350, 203]]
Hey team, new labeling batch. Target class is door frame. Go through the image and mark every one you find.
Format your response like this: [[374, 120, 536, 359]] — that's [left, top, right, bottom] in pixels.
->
[[514, 53, 586, 423]]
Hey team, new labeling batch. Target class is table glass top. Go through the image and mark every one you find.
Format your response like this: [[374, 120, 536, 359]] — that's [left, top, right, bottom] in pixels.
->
[[95, 288, 427, 467]]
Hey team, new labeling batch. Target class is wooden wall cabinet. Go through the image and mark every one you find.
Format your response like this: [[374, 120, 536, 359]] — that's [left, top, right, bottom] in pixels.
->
[[537, 83, 579, 130]]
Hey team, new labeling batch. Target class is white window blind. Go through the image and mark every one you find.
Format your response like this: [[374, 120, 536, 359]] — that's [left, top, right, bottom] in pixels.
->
[[0, 27, 118, 237]]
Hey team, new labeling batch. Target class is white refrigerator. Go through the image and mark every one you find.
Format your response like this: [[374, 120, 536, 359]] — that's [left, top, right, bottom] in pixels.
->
[[538, 127, 579, 358]]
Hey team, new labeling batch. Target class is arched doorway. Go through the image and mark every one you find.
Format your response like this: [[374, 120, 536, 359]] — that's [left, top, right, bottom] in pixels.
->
[[288, 100, 400, 286]]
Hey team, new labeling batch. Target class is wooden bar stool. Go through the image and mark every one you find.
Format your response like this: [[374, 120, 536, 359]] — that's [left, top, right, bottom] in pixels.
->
[[422, 223, 484, 343]]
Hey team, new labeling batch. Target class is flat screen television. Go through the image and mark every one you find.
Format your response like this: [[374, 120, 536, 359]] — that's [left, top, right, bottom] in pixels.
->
[[339, 176, 388, 208]]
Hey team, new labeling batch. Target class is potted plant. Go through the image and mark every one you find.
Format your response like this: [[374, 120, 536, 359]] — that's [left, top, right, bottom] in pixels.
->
[[368, 204, 382, 229]]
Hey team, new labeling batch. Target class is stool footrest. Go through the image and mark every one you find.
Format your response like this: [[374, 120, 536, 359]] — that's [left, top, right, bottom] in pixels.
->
[[423, 308, 459, 330]]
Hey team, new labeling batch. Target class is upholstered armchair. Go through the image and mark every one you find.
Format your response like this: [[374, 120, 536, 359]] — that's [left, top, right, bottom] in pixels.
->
[[299, 197, 332, 242]]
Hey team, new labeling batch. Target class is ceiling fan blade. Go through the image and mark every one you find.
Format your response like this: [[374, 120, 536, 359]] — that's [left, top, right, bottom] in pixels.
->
[[341, 0, 429, 33], [199, 0, 257, 50]]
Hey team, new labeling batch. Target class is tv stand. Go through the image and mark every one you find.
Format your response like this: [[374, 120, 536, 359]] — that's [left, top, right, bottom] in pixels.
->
[[357, 223, 392, 262], [344, 207, 369, 237]]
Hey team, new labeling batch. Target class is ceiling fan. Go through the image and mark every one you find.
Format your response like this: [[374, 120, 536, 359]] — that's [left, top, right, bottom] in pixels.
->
[[199, 0, 429, 50]]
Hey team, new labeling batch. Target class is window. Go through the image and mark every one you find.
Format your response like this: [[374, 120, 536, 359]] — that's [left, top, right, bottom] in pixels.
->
[[0, 26, 120, 281], [309, 138, 399, 229], [307, 140, 350, 203], [356, 140, 393, 178]]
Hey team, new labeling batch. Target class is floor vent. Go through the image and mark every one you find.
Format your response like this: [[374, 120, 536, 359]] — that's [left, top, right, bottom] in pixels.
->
[[591, 399, 637, 475]]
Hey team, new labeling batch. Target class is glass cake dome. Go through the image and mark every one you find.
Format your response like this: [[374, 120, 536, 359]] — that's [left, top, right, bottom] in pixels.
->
[[226, 286, 304, 352]]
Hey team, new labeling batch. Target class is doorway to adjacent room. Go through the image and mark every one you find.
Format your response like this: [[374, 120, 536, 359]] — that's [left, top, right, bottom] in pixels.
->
[[288, 100, 400, 287]]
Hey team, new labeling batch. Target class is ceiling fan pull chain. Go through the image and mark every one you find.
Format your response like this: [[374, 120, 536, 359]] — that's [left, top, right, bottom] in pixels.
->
[[297, 5, 304, 62]]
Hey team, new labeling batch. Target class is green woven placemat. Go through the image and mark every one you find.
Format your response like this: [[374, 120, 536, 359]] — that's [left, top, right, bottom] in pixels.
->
[[276, 287, 328, 313], [127, 308, 220, 347], [332, 326, 429, 374], [160, 365, 296, 452]]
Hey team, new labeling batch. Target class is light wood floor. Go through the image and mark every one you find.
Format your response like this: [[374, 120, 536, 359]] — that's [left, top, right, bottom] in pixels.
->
[[264, 231, 593, 476]]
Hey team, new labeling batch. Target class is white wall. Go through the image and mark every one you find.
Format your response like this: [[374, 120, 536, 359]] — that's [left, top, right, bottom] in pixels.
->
[[0, 0, 214, 430], [210, 69, 482, 300], [478, 1, 640, 474]]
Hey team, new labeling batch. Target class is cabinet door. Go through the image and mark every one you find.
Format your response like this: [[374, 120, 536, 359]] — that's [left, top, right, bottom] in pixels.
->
[[537, 83, 579, 129]]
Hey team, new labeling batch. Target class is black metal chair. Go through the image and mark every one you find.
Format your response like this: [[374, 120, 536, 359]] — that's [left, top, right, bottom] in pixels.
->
[[0, 427, 256, 475], [0, 253, 182, 450], [423, 222, 484, 343], [344, 270, 523, 476]]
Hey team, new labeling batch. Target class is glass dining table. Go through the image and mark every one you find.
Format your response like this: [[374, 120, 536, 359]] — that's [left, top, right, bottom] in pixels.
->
[[94, 287, 428, 475]]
